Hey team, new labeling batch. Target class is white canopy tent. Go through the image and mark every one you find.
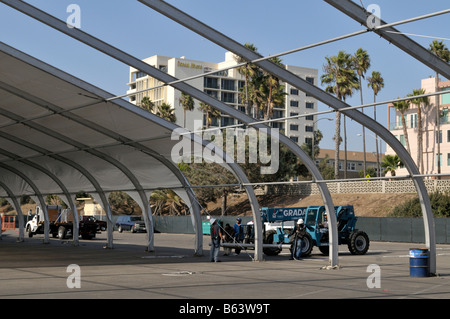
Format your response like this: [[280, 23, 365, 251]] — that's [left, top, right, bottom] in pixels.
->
[[0, 42, 262, 258]]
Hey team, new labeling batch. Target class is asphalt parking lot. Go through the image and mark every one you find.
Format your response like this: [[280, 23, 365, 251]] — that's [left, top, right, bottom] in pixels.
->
[[0, 229, 449, 300]]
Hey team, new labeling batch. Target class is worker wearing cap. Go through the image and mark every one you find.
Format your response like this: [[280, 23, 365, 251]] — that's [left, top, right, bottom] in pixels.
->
[[289, 218, 306, 260], [233, 217, 245, 255], [210, 218, 222, 262]]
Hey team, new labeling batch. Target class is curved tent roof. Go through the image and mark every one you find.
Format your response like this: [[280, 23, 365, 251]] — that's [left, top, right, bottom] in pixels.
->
[[0, 42, 261, 256]]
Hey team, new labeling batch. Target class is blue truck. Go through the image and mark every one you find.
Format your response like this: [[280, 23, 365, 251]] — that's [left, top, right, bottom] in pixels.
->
[[256, 205, 370, 257]]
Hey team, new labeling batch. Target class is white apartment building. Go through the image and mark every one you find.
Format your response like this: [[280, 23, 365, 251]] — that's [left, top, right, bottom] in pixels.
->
[[126, 52, 319, 147], [387, 77, 450, 177]]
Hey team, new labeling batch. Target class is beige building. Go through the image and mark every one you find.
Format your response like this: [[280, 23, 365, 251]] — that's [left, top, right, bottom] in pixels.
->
[[316, 149, 381, 178], [387, 77, 450, 177], [126, 52, 319, 147]]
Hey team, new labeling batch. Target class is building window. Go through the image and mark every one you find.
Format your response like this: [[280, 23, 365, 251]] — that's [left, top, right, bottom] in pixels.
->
[[221, 92, 235, 103], [290, 124, 299, 131], [290, 100, 299, 107], [305, 115, 314, 121], [410, 114, 417, 128], [221, 117, 234, 126], [204, 89, 218, 99], [305, 137, 312, 145], [400, 135, 405, 146], [436, 153, 443, 167], [447, 153, 450, 166], [306, 77, 315, 85], [290, 88, 299, 95], [290, 112, 299, 117], [221, 79, 235, 91], [290, 136, 299, 143], [305, 125, 314, 132], [306, 102, 314, 109], [436, 130, 442, 144], [204, 77, 219, 89]]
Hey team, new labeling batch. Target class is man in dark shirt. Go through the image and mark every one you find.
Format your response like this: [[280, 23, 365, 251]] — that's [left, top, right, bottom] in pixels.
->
[[210, 218, 222, 262], [289, 218, 306, 260]]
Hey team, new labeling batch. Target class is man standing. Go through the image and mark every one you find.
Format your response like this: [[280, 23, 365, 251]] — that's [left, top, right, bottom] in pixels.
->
[[289, 218, 306, 260], [233, 218, 244, 255], [210, 218, 222, 262]]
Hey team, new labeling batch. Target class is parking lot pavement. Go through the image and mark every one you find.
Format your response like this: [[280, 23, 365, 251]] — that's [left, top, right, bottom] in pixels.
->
[[0, 230, 449, 300]]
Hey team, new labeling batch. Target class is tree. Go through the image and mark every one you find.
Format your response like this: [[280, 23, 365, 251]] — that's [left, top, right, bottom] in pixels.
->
[[198, 102, 221, 128], [381, 154, 402, 177], [235, 43, 261, 117], [408, 88, 429, 173], [179, 92, 195, 128], [367, 71, 384, 176], [140, 96, 154, 112], [392, 98, 411, 153], [353, 48, 371, 176], [428, 40, 450, 175], [156, 102, 177, 123], [150, 189, 184, 215], [321, 50, 359, 179], [260, 57, 286, 120]]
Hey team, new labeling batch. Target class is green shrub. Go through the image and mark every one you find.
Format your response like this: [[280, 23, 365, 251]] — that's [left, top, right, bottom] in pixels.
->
[[390, 191, 450, 217]]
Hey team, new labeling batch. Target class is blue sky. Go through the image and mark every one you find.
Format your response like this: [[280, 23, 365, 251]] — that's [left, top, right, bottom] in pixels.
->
[[0, 0, 448, 154]]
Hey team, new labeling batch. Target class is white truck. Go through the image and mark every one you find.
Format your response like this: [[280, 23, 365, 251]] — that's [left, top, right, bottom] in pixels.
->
[[26, 205, 97, 240]]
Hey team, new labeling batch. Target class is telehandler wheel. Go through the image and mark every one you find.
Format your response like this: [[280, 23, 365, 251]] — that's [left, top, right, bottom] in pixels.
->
[[348, 230, 370, 255], [300, 232, 313, 257], [58, 226, 67, 240], [263, 230, 281, 256]]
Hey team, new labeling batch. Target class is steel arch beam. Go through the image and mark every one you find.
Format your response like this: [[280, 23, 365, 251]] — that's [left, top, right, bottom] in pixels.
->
[[0, 129, 115, 248], [0, 0, 267, 261], [0, 181, 24, 241], [323, 0, 450, 80], [0, 104, 156, 251], [0, 75, 203, 253], [138, 0, 436, 273], [0, 163, 49, 242], [0, 148, 81, 243]]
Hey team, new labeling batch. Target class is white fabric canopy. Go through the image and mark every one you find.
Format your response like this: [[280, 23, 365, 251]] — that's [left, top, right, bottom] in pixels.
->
[[0, 42, 260, 255]]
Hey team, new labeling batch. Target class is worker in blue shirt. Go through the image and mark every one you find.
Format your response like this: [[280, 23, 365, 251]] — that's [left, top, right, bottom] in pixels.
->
[[233, 218, 245, 255]]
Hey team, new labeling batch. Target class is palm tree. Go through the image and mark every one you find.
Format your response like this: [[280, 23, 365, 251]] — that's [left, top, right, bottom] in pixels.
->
[[198, 102, 221, 128], [321, 50, 359, 179], [235, 43, 260, 117], [179, 92, 195, 128], [392, 98, 411, 153], [367, 71, 384, 176], [428, 40, 450, 175], [408, 88, 430, 173], [261, 57, 285, 120], [381, 154, 402, 177], [140, 96, 154, 112], [156, 102, 177, 123], [353, 48, 371, 176]]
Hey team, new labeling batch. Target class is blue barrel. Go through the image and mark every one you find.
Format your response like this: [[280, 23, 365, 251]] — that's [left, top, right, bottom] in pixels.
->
[[409, 248, 430, 277]]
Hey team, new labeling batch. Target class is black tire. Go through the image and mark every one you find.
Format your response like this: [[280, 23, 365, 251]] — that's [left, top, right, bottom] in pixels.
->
[[348, 230, 370, 255], [27, 226, 33, 238], [58, 226, 67, 240], [300, 232, 313, 257], [318, 245, 329, 256], [263, 230, 281, 256]]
